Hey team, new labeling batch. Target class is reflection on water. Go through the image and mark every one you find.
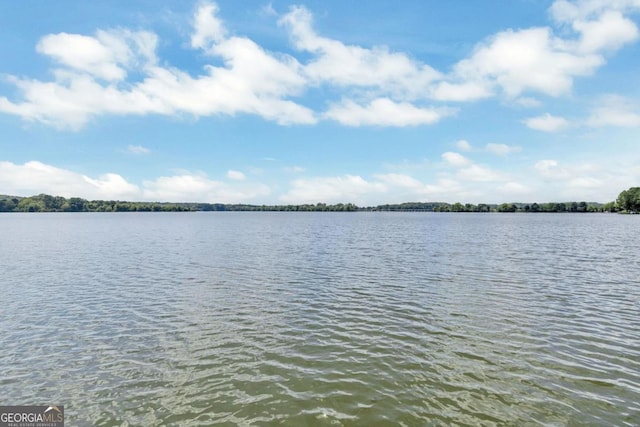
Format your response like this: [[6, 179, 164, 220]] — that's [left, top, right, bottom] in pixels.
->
[[1, 212, 639, 426]]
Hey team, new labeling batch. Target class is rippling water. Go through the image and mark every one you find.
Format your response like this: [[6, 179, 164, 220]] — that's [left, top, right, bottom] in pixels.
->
[[1, 212, 639, 426]]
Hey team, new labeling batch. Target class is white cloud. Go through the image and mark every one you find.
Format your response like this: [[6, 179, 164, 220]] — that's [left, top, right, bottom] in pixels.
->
[[127, 144, 150, 154], [374, 173, 424, 190], [442, 152, 472, 167], [587, 95, 640, 127], [280, 175, 386, 204], [0, 73, 167, 130], [0, 160, 139, 199], [280, 173, 469, 205], [534, 159, 600, 181], [535, 159, 567, 178], [324, 98, 454, 127], [457, 164, 505, 182], [523, 113, 570, 132], [191, 1, 227, 51], [374, 173, 465, 200], [279, 6, 442, 98], [454, 27, 603, 98], [1, 0, 640, 131], [529, 157, 635, 200], [0, 160, 270, 203], [442, 151, 506, 182], [143, 173, 269, 202], [573, 11, 639, 53], [3, 157, 635, 205], [442, 0, 640, 101], [0, 3, 315, 129], [550, 0, 640, 22], [36, 30, 158, 81], [429, 81, 493, 102], [226, 170, 246, 180], [37, 33, 126, 81], [485, 143, 521, 156], [455, 140, 473, 152]]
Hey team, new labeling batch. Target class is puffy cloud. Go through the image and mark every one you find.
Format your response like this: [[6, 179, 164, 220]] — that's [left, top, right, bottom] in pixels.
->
[[485, 143, 522, 156], [529, 157, 636, 200], [457, 164, 506, 182], [142, 173, 269, 202], [442, 0, 640, 101], [279, 175, 386, 204], [226, 170, 246, 180], [573, 11, 639, 53], [36, 29, 158, 81], [374, 173, 465, 200], [454, 27, 603, 98], [523, 113, 570, 132], [442, 1, 639, 99], [587, 95, 640, 127], [0, 73, 166, 130], [442, 151, 506, 182], [442, 152, 472, 167], [191, 1, 227, 51], [0, 3, 314, 129], [429, 81, 493, 102], [535, 159, 566, 178], [534, 159, 600, 182], [1, 0, 639, 131], [0, 160, 139, 199], [3, 157, 634, 205], [0, 160, 270, 203], [324, 98, 454, 127], [455, 140, 473, 152], [279, 173, 469, 205], [550, 0, 640, 22], [278, 6, 442, 98]]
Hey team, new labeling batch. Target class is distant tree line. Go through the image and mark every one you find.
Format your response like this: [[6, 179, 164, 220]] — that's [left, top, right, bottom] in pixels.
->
[[0, 188, 637, 213], [367, 201, 620, 212], [428, 201, 612, 213], [0, 194, 358, 213]]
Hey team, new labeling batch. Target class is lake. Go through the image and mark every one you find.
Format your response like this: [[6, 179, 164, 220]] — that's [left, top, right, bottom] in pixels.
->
[[1, 212, 639, 426]]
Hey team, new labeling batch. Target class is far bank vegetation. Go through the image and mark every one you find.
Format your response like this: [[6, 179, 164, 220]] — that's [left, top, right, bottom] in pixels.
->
[[0, 187, 638, 213]]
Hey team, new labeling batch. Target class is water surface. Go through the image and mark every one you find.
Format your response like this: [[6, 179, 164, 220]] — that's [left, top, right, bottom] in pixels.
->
[[1, 212, 639, 426]]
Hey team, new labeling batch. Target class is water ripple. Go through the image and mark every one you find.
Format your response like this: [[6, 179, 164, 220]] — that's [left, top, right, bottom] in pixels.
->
[[1, 212, 639, 425]]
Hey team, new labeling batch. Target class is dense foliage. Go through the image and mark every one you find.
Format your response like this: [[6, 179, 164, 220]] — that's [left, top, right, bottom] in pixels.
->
[[616, 187, 640, 212], [0, 193, 628, 213], [378, 201, 613, 212], [0, 194, 358, 212]]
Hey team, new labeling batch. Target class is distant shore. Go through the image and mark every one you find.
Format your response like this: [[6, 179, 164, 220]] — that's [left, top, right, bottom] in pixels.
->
[[0, 193, 625, 213]]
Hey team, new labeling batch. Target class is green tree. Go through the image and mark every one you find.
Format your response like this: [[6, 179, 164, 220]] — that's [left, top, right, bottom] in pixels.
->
[[617, 187, 640, 212], [17, 197, 46, 212], [477, 203, 490, 212], [498, 203, 517, 212], [451, 202, 464, 212], [602, 201, 616, 212]]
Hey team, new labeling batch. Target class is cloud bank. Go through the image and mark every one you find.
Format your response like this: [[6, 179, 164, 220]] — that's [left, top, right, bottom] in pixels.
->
[[0, 0, 638, 130]]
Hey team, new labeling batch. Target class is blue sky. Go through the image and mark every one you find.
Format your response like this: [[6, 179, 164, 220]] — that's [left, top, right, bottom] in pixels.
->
[[1, 0, 639, 205]]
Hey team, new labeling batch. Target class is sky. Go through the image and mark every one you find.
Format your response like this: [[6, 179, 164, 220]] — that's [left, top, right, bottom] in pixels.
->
[[0, 0, 639, 205]]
